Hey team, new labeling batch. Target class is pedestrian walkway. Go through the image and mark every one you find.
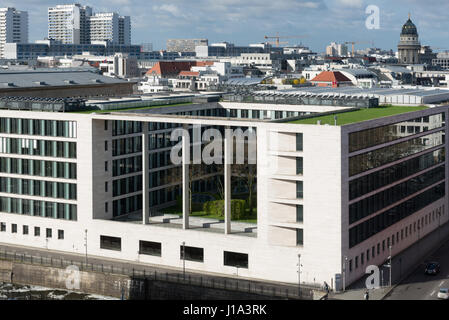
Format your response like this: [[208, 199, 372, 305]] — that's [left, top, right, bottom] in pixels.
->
[[330, 222, 449, 300]]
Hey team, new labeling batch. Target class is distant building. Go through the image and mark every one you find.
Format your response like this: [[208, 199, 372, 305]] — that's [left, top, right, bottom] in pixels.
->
[[398, 15, 421, 64], [0, 7, 28, 59], [89, 13, 131, 45], [48, 4, 130, 45], [196, 42, 279, 57], [48, 4, 93, 44], [145, 61, 198, 78], [326, 42, 348, 57], [311, 71, 353, 88], [166, 39, 208, 52]]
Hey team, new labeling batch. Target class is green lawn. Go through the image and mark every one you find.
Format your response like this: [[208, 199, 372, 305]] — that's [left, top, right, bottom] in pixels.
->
[[161, 206, 257, 224], [71, 102, 193, 114], [289, 105, 429, 126]]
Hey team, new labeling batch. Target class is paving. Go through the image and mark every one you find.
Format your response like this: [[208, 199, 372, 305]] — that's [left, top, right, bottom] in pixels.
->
[[330, 221, 449, 300]]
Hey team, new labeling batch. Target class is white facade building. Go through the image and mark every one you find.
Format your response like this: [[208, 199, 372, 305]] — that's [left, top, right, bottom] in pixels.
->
[[0, 7, 28, 58], [89, 13, 131, 45], [48, 4, 92, 44], [0, 101, 447, 292]]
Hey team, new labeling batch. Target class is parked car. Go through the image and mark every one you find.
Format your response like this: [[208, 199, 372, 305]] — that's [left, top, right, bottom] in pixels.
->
[[437, 288, 449, 300], [425, 262, 440, 275]]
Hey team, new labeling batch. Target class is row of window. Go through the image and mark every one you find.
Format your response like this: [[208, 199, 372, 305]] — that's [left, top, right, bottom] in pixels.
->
[[0, 222, 64, 239], [0, 118, 77, 138], [0, 157, 77, 179], [0, 177, 77, 200], [348, 113, 445, 153], [112, 121, 142, 137], [0, 197, 77, 221], [100, 235, 249, 268], [349, 131, 445, 176], [349, 148, 445, 200], [112, 194, 142, 217], [0, 138, 77, 159], [348, 206, 445, 272], [112, 136, 142, 157], [349, 182, 445, 248], [112, 156, 142, 177], [349, 165, 445, 224], [112, 175, 142, 197]]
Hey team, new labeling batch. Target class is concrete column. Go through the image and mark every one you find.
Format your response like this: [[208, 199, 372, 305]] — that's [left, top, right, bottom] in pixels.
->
[[224, 126, 232, 234], [182, 124, 190, 229], [142, 122, 149, 224]]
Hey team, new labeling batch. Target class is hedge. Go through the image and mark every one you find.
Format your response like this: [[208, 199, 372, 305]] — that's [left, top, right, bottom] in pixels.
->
[[203, 199, 247, 220]]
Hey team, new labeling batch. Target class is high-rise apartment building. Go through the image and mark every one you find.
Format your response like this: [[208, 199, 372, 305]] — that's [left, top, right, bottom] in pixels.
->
[[48, 4, 92, 44], [48, 4, 130, 45], [0, 7, 28, 58], [89, 13, 131, 45]]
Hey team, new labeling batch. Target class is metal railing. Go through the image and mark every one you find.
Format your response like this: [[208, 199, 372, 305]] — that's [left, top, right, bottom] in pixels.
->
[[0, 248, 321, 300]]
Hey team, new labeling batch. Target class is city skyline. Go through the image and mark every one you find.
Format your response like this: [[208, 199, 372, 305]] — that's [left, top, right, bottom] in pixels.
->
[[1, 0, 448, 52]]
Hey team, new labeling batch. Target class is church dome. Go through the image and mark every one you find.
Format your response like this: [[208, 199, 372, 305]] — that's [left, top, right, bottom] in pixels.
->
[[401, 18, 418, 35]]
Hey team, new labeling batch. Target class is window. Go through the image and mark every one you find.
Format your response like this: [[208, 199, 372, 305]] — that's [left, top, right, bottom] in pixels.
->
[[105, 182, 108, 193], [366, 249, 370, 262], [100, 235, 121, 251], [58, 230, 64, 240], [0, 222, 5, 232], [11, 223, 17, 233], [224, 251, 248, 269], [23, 225, 28, 235], [372, 246, 375, 258], [296, 133, 303, 151], [296, 205, 303, 223], [296, 229, 304, 245], [349, 259, 353, 272], [180, 245, 204, 262], [296, 181, 303, 199], [296, 157, 303, 175], [105, 161, 108, 172], [355, 256, 359, 269], [105, 141, 108, 151], [382, 240, 385, 252], [377, 243, 380, 255], [34, 226, 40, 236], [105, 202, 108, 213], [46, 228, 52, 238], [139, 241, 161, 256]]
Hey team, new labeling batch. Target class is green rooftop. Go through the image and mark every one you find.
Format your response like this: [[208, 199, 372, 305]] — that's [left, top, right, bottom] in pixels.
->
[[289, 106, 429, 126], [70, 102, 193, 114]]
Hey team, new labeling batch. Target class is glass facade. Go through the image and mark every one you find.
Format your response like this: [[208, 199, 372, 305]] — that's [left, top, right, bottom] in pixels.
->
[[0, 196, 77, 220], [112, 194, 142, 217], [349, 148, 445, 200], [0, 157, 77, 179], [349, 182, 445, 248], [349, 131, 445, 176], [0, 118, 77, 138], [112, 121, 142, 136], [112, 136, 142, 157], [0, 138, 76, 158], [112, 156, 142, 177], [349, 165, 445, 224], [349, 113, 445, 153], [112, 175, 142, 197], [0, 177, 77, 200]]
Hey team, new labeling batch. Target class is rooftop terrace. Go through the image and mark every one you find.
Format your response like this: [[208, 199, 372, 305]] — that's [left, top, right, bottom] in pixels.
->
[[289, 105, 429, 126]]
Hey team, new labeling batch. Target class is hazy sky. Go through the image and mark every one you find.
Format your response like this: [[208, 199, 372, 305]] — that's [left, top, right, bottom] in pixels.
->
[[3, 0, 449, 52]]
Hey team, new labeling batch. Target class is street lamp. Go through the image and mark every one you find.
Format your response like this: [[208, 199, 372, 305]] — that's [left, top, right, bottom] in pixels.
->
[[342, 256, 348, 292], [297, 254, 302, 297], [182, 241, 186, 280], [84, 229, 88, 265]]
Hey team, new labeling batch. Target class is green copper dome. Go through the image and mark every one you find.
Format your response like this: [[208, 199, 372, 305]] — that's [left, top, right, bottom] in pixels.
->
[[401, 18, 418, 36]]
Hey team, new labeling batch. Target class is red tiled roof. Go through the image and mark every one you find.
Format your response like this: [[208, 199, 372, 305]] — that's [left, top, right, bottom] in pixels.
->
[[179, 71, 200, 77], [146, 61, 197, 77], [311, 71, 352, 83]]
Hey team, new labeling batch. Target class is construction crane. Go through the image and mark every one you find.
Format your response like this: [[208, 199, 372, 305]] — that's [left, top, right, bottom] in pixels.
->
[[264, 33, 308, 47], [344, 41, 373, 57]]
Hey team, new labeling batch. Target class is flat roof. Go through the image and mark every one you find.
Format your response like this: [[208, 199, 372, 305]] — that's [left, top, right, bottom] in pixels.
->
[[289, 106, 429, 126]]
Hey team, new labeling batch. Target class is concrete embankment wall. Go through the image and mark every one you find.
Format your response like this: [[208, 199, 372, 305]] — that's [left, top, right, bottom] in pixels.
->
[[0, 260, 298, 300]]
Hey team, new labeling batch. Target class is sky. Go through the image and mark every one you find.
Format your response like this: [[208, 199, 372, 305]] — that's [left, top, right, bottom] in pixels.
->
[[4, 0, 449, 52]]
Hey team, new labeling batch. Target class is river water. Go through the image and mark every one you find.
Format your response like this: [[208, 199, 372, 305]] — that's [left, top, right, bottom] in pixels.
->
[[0, 282, 119, 300]]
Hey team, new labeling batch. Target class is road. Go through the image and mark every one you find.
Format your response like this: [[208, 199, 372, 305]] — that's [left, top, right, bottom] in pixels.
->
[[385, 236, 449, 300]]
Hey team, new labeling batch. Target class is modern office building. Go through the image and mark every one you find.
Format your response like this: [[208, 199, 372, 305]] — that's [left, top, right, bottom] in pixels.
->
[[167, 39, 208, 52], [0, 96, 447, 289], [48, 4, 92, 44], [0, 7, 28, 58]]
